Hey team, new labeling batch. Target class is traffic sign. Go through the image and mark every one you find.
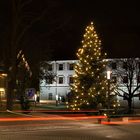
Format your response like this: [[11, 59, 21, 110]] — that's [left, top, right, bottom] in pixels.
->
[[26, 88, 36, 100]]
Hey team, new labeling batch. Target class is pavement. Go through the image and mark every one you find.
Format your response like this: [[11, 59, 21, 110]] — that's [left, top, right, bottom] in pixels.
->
[[0, 102, 67, 118]]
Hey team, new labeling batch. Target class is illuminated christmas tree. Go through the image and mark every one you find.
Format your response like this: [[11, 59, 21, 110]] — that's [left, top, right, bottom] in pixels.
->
[[68, 22, 119, 111]]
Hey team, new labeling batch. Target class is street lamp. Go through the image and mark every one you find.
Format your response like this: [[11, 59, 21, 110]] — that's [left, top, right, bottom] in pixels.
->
[[56, 94, 58, 106], [107, 70, 111, 121], [55, 62, 58, 106], [107, 71, 111, 80]]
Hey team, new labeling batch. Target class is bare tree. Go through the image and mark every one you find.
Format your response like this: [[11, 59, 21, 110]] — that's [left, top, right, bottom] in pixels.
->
[[5, 0, 72, 110], [114, 58, 140, 113]]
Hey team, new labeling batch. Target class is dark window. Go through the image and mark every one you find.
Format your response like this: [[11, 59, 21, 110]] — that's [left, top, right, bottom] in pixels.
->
[[111, 62, 117, 69], [69, 63, 74, 70], [138, 76, 140, 83], [123, 76, 128, 83], [48, 64, 52, 71], [59, 77, 64, 84], [139, 62, 140, 70], [112, 76, 117, 83], [69, 76, 74, 84], [47, 78, 53, 84], [48, 93, 53, 100], [59, 64, 64, 70], [123, 62, 127, 70], [123, 92, 128, 100]]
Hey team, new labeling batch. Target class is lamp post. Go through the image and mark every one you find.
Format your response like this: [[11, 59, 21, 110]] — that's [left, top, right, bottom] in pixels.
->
[[107, 70, 111, 121], [56, 94, 58, 106], [55, 62, 58, 106]]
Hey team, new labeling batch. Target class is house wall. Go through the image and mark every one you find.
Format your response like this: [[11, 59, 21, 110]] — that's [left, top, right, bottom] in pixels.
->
[[40, 59, 140, 108], [40, 60, 77, 103], [0, 72, 7, 106]]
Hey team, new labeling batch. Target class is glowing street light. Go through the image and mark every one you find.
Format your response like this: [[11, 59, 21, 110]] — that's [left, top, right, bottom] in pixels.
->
[[107, 70, 112, 121], [107, 70, 111, 80]]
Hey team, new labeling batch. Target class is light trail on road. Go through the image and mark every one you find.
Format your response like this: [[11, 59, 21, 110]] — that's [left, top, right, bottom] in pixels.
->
[[1, 110, 140, 125], [102, 119, 140, 125], [1, 116, 140, 125], [0, 115, 106, 122]]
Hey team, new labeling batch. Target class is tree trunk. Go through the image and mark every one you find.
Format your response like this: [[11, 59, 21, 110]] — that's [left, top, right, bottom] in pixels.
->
[[6, 80, 14, 110], [6, 64, 17, 110]]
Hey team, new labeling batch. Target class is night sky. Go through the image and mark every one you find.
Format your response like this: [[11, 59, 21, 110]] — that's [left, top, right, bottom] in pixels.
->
[[0, 0, 140, 61]]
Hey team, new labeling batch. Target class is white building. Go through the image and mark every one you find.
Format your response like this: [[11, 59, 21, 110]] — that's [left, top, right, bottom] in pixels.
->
[[40, 60, 77, 103], [40, 59, 140, 108]]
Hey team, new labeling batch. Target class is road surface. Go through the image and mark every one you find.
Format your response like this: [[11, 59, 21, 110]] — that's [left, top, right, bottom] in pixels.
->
[[0, 112, 140, 140]]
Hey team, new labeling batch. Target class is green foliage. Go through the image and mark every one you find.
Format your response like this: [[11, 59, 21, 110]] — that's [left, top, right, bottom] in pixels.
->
[[68, 22, 112, 110], [39, 61, 56, 84]]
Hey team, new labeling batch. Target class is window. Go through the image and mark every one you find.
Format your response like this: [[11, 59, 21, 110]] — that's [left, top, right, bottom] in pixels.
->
[[48, 64, 53, 71], [46, 78, 53, 84], [137, 90, 140, 100], [58, 77, 64, 84], [58, 64, 64, 70], [112, 76, 117, 83], [123, 76, 128, 83], [123, 62, 127, 70], [111, 62, 117, 69], [138, 76, 140, 83], [69, 63, 74, 70], [123, 92, 128, 100], [69, 76, 74, 84], [139, 62, 140, 70], [48, 93, 53, 100]]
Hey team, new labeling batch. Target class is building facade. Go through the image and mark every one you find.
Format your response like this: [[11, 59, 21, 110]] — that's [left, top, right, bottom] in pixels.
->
[[40, 59, 140, 108], [40, 60, 77, 103], [0, 66, 7, 107]]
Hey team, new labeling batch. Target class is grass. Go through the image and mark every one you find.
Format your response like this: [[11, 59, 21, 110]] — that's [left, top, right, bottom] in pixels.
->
[[35, 103, 67, 110], [0, 111, 24, 118]]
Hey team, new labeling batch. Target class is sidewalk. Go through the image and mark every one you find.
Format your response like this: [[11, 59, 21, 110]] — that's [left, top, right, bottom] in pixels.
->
[[1, 103, 140, 124], [0, 103, 67, 118], [33, 102, 67, 110]]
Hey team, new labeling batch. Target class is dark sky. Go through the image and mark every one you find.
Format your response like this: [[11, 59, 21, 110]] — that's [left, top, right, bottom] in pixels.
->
[[0, 0, 140, 61]]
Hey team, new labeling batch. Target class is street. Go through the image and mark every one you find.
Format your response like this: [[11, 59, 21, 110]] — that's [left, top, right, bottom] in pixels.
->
[[0, 113, 140, 140], [0, 122, 140, 140]]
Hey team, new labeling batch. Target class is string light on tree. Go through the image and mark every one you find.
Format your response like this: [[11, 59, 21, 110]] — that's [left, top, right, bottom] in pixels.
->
[[17, 50, 32, 77], [68, 21, 119, 111]]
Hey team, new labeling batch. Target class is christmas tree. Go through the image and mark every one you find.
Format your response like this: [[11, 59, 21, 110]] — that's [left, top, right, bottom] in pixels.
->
[[68, 22, 118, 111]]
